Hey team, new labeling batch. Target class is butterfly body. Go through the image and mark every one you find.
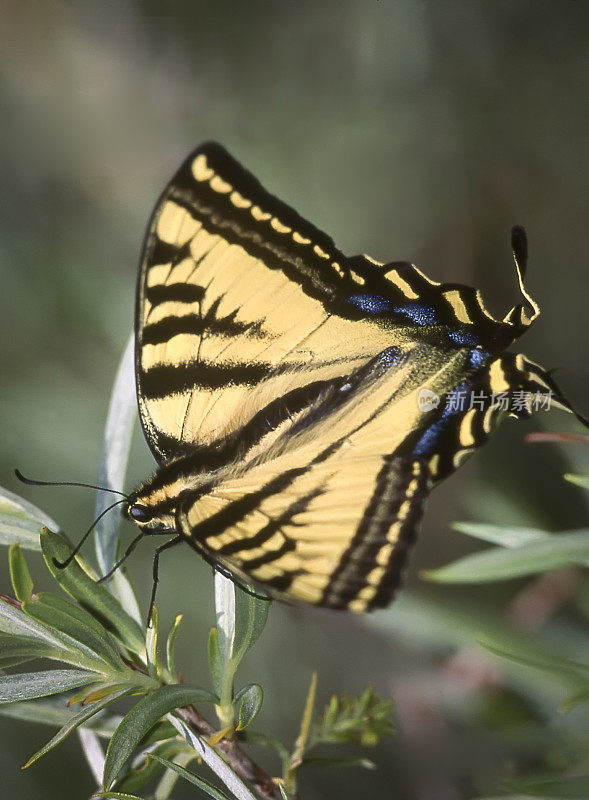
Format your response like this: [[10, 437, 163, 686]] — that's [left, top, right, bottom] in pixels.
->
[[126, 143, 584, 611]]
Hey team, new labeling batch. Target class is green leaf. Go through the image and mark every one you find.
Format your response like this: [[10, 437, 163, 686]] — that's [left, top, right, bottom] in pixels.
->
[[232, 587, 271, 665], [146, 604, 159, 679], [235, 683, 263, 730], [423, 530, 589, 583], [103, 684, 216, 790], [148, 754, 232, 800], [0, 595, 78, 648], [23, 686, 132, 768], [168, 715, 260, 800], [93, 793, 143, 800], [0, 697, 120, 736], [0, 484, 60, 550], [311, 685, 394, 748], [0, 596, 117, 673], [452, 522, 551, 548], [40, 529, 145, 659], [207, 626, 223, 697], [166, 614, 183, 683], [478, 636, 589, 679], [0, 668, 98, 704], [503, 773, 589, 798], [0, 632, 76, 666], [303, 755, 376, 770], [25, 594, 123, 668], [113, 739, 192, 794], [9, 544, 34, 602], [564, 473, 589, 489], [560, 685, 589, 712], [23, 593, 123, 669]]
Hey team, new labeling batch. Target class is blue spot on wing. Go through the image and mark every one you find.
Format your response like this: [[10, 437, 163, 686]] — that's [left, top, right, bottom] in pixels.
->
[[412, 380, 471, 458]]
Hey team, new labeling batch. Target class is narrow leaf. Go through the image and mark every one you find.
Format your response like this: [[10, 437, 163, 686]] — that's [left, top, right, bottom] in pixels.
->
[[24, 593, 123, 669], [233, 587, 270, 665], [452, 522, 551, 548], [478, 636, 589, 678], [93, 793, 143, 800], [214, 573, 236, 665], [113, 739, 192, 794], [0, 632, 76, 665], [94, 333, 141, 625], [103, 684, 216, 790], [0, 697, 121, 737], [503, 773, 589, 798], [564, 473, 589, 489], [168, 715, 260, 800], [9, 544, 34, 602], [560, 685, 589, 712], [207, 627, 224, 698], [0, 484, 60, 550], [23, 686, 132, 768], [235, 683, 263, 731], [166, 614, 183, 683], [0, 669, 97, 704], [148, 754, 232, 800], [423, 530, 589, 583], [41, 529, 145, 659]]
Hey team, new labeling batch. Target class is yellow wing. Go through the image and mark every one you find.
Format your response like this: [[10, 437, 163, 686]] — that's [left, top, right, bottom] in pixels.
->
[[135, 143, 528, 464]]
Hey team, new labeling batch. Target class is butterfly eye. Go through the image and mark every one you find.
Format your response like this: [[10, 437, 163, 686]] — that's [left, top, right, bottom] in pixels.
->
[[129, 504, 152, 523]]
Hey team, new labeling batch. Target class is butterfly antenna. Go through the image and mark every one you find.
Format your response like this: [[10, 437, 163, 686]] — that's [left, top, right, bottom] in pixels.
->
[[15, 469, 128, 498], [53, 498, 127, 569]]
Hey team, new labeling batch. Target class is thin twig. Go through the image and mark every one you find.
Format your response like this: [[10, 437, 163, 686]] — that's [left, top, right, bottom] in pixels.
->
[[176, 704, 293, 800]]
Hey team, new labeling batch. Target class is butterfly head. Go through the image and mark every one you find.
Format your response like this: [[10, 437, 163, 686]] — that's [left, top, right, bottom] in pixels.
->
[[123, 486, 178, 534]]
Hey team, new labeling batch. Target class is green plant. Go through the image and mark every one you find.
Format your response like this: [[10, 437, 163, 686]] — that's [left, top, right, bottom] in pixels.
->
[[0, 338, 394, 800]]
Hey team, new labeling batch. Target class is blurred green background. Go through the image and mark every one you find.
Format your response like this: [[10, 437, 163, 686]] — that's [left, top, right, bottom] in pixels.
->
[[1, 2, 588, 798]]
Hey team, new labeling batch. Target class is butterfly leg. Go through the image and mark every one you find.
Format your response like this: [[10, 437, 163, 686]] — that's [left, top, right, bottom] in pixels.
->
[[148, 535, 183, 627]]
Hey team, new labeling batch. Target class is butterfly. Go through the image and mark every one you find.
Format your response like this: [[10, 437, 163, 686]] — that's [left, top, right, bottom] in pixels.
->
[[123, 142, 586, 613]]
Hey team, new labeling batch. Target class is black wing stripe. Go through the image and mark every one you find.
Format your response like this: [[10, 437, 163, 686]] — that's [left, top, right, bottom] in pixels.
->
[[145, 283, 205, 306], [140, 360, 275, 397], [141, 312, 266, 347], [320, 459, 430, 610]]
